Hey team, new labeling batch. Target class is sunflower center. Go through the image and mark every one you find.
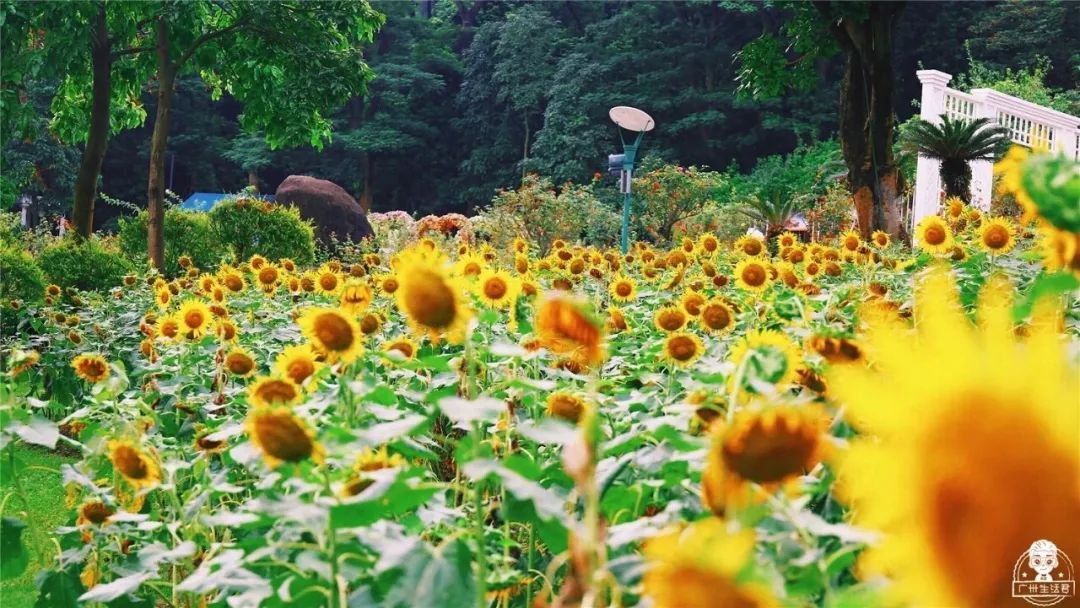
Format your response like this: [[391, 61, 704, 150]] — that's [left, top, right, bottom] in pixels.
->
[[388, 341, 414, 358], [81, 501, 113, 524], [722, 418, 816, 483], [226, 354, 254, 375], [658, 310, 686, 331], [383, 278, 399, 293], [254, 413, 314, 462], [287, 359, 315, 382], [615, 282, 633, 297], [741, 264, 766, 287], [314, 313, 355, 351], [743, 241, 762, 256], [259, 268, 278, 284], [925, 225, 947, 245], [256, 380, 299, 404], [184, 310, 205, 329], [320, 274, 338, 291], [360, 314, 380, 334], [114, 445, 149, 480], [667, 336, 698, 361], [484, 278, 508, 300], [404, 270, 457, 329], [702, 304, 731, 330], [984, 226, 1009, 249]]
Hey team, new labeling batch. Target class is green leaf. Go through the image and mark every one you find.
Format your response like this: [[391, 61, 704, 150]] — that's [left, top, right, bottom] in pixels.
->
[[329, 474, 437, 530], [0, 517, 29, 581], [1013, 272, 1080, 322], [383, 539, 477, 608]]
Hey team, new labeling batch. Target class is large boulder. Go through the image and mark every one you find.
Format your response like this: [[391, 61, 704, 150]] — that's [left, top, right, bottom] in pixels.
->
[[274, 175, 374, 244]]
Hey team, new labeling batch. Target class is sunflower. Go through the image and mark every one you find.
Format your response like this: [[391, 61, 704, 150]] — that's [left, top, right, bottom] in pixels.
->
[[606, 306, 629, 333], [513, 254, 531, 275], [248, 254, 267, 269], [943, 196, 967, 223], [177, 299, 213, 339], [733, 235, 765, 257], [77, 500, 114, 526], [45, 283, 62, 297], [642, 520, 778, 608], [653, 305, 687, 332], [728, 329, 802, 393], [215, 318, 238, 342], [701, 404, 828, 514], [698, 299, 735, 335], [107, 439, 161, 489], [534, 292, 606, 368], [158, 314, 181, 341], [8, 348, 40, 377], [274, 344, 322, 385], [248, 375, 303, 408], [1038, 225, 1080, 276], [339, 280, 373, 315], [662, 332, 704, 368], [733, 258, 771, 293], [300, 272, 317, 292], [374, 273, 400, 296], [828, 268, 1080, 608], [342, 446, 407, 496], [359, 311, 384, 336], [680, 290, 706, 317], [219, 270, 246, 293], [475, 269, 519, 309], [71, 354, 110, 383], [315, 266, 342, 295], [698, 233, 720, 254], [806, 335, 864, 364], [545, 391, 587, 424], [840, 230, 861, 253], [382, 336, 419, 361], [454, 252, 487, 279], [194, 431, 228, 455], [255, 263, 281, 292], [977, 216, 1017, 255], [870, 230, 890, 249], [245, 407, 323, 469], [298, 307, 364, 364], [155, 288, 171, 309], [224, 347, 257, 377], [777, 231, 798, 249], [394, 248, 472, 344], [608, 275, 638, 303], [915, 215, 954, 255]]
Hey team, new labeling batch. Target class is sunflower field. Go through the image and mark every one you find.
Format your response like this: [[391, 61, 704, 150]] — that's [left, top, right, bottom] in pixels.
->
[[1, 148, 1078, 608]]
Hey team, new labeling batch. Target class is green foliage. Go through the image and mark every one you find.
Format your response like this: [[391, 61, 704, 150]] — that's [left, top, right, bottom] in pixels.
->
[[1021, 154, 1080, 233], [953, 54, 1080, 116], [0, 243, 45, 308], [734, 4, 837, 100], [117, 208, 227, 277], [901, 116, 1010, 201], [631, 160, 727, 245], [38, 237, 133, 292], [209, 197, 316, 265]]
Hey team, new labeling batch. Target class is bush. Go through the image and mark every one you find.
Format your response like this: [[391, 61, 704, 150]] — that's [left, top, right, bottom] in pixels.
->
[[631, 160, 727, 245], [118, 208, 227, 277], [209, 196, 316, 266], [0, 244, 46, 306], [39, 237, 133, 292]]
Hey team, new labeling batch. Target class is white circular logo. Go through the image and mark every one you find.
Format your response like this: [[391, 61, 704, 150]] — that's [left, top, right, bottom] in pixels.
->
[[1012, 539, 1076, 606]]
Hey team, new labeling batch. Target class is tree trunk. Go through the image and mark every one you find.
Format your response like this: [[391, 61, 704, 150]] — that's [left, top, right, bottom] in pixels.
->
[[939, 159, 971, 202], [71, 2, 112, 240], [823, 2, 905, 238], [147, 19, 175, 271], [359, 152, 373, 212], [247, 169, 259, 190]]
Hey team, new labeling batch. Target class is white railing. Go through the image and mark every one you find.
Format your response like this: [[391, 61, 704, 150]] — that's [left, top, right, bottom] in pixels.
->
[[911, 69, 1080, 231]]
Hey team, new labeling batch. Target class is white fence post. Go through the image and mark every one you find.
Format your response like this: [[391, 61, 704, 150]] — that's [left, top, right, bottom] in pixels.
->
[[912, 70, 950, 230]]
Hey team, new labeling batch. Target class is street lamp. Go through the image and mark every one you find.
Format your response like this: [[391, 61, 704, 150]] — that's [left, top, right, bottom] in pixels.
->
[[608, 106, 655, 254]]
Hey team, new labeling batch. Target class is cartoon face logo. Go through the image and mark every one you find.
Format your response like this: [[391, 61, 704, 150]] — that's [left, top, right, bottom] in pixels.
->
[[1013, 539, 1076, 606], [1029, 540, 1060, 581]]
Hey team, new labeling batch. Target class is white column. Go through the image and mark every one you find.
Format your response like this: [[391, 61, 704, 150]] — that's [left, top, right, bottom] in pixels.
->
[[968, 90, 997, 210], [911, 70, 952, 230]]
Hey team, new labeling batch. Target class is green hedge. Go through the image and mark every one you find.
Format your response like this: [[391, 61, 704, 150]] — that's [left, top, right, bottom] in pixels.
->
[[0, 243, 45, 304], [39, 237, 133, 292], [118, 208, 226, 277], [209, 198, 315, 266]]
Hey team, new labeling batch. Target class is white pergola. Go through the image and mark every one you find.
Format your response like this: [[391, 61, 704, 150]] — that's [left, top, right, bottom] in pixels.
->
[[911, 69, 1080, 229]]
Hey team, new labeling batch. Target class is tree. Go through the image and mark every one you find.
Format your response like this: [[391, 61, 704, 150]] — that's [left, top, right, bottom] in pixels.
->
[[736, 2, 907, 238], [901, 116, 1009, 202]]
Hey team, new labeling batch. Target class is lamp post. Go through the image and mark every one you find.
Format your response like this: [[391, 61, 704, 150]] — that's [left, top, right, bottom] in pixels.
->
[[608, 106, 654, 254]]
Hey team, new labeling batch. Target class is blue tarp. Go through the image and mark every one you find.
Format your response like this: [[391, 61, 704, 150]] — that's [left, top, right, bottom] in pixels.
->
[[180, 193, 274, 212]]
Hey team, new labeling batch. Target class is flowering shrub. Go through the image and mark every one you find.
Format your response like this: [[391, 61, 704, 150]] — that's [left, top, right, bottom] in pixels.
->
[[366, 210, 415, 252], [631, 162, 727, 245]]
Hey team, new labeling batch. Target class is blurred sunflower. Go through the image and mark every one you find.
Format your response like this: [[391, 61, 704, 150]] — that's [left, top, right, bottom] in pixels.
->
[[608, 275, 638, 303], [701, 404, 828, 514], [733, 235, 765, 257], [274, 344, 322, 385], [245, 407, 323, 469], [475, 269, 519, 309], [680, 290, 706, 317], [871, 230, 890, 249], [224, 347, 257, 377], [107, 439, 160, 489], [249, 254, 267, 269], [698, 299, 735, 335], [158, 314, 181, 341], [155, 288, 171, 309], [382, 336, 418, 361], [915, 215, 954, 255], [840, 230, 861, 252], [219, 270, 246, 293], [359, 311, 384, 336], [642, 520, 777, 608], [829, 268, 1080, 608], [728, 329, 801, 392], [374, 273, 400, 296], [395, 249, 472, 344], [733, 258, 771, 293], [1038, 225, 1080, 276], [248, 376, 302, 408], [977, 216, 1017, 255], [315, 266, 341, 295], [607, 306, 629, 333], [177, 299, 212, 339], [339, 280, 373, 315], [545, 391, 587, 424], [454, 252, 486, 279], [943, 196, 966, 223], [71, 354, 110, 383], [534, 292, 606, 368], [255, 263, 281, 292], [299, 307, 364, 364], [806, 335, 864, 365], [777, 231, 798, 249], [77, 500, 114, 526], [662, 332, 704, 368], [342, 446, 407, 496], [698, 233, 720, 254]]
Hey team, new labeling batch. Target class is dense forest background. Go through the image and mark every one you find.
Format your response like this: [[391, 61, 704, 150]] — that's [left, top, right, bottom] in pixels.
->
[[5, 0, 1078, 231]]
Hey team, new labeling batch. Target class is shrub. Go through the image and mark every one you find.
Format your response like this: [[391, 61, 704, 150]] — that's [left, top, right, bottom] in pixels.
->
[[0, 243, 46, 306], [209, 196, 316, 266], [118, 208, 226, 277], [631, 161, 727, 245], [39, 236, 133, 292]]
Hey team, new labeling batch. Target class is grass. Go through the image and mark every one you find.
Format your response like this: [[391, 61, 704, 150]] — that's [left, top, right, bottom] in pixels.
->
[[0, 444, 75, 607]]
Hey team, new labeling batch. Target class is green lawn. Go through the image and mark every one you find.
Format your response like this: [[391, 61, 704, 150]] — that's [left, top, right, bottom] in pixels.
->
[[1, 444, 75, 607]]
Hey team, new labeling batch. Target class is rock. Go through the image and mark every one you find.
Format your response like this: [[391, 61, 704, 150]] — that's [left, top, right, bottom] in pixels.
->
[[273, 175, 374, 244]]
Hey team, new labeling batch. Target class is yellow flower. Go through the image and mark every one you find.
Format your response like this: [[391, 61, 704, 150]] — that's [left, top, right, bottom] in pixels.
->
[[545, 391, 587, 424], [806, 335, 864, 365], [315, 266, 342, 295], [697, 299, 735, 335], [534, 292, 606, 368], [702, 404, 828, 515], [177, 299, 213, 338], [475, 269, 519, 309], [606, 306, 629, 333], [698, 233, 720, 255], [245, 407, 323, 469], [662, 331, 704, 368], [341, 446, 406, 496], [728, 329, 801, 391], [453, 252, 487, 279], [248, 375, 302, 408], [870, 230, 890, 249], [77, 500, 114, 526], [829, 268, 1080, 608], [71, 354, 110, 383], [977, 216, 1017, 255], [219, 270, 246, 293], [777, 231, 798, 249], [915, 215, 954, 255], [394, 247, 473, 344], [733, 235, 765, 257], [223, 347, 257, 377], [381, 335, 419, 361], [840, 230, 861, 252], [298, 307, 364, 364], [255, 263, 281, 291], [339, 280, 373, 315], [1038, 225, 1080, 276], [679, 290, 706, 317], [8, 348, 40, 376], [107, 439, 161, 489], [653, 305, 687, 333], [642, 520, 778, 608], [155, 288, 171, 309], [275, 344, 322, 385], [608, 275, 637, 303], [374, 273, 400, 296], [733, 258, 771, 293]]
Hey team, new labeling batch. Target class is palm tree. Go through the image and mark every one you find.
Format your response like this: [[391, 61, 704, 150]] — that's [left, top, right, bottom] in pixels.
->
[[902, 116, 1011, 202]]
